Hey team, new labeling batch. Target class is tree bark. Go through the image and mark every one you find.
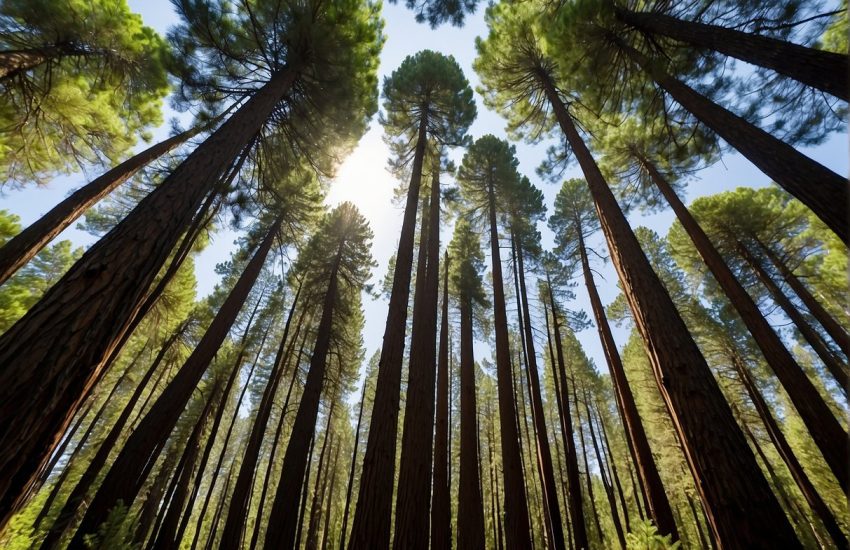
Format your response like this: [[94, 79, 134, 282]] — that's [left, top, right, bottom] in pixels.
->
[[395, 162, 442, 550], [294, 433, 318, 550], [0, 46, 64, 80], [320, 441, 341, 550], [67, 218, 280, 549], [594, 397, 631, 534], [616, 40, 849, 243], [614, 7, 850, 101], [349, 106, 428, 550], [340, 374, 369, 550], [431, 252, 452, 550], [306, 422, 335, 550], [572, 378, 604, 547], [0, 67, 299, 530], [537, 72, 800, 549]]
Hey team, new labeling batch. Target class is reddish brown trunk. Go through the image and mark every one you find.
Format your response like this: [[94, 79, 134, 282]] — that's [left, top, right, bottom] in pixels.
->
[[0, 67, 298, 529], [340, 375, 368, 550], [431, 252, 452, 550], [486, 406, 505, 550], [614, 7, 849, 101], [594, 397, 631, 533], [572, 378, 604, 546], [349, 107, 429, 550], [294, 434, 318, 550], [249, 386, 289, 550], [539, 73, 800, 548], [67, 218, 280, 548], [307, 425, 335, 550], [133, 450, 181, 546], [617, 40, 849, 243], [320, 441, 342, 550], [0, 46, 62, 79], [395, 163, 442, 549]]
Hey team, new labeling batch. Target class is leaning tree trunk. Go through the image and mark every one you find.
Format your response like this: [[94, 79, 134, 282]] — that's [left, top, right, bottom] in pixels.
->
[[395, 163, 442, 550], [615, 40, 849, 244], [430, 252, 452, 550], [594, 397, 632, 533], [67, 218, 281, 549], [614, 7, 850, 101], [537, 73, 800, 549], [349, 107, 429, 550], [572, 379, 604, 547], [485, 178, 532, 548], [265, 251, 341, 549], [574, 227, 677, 540], [0, 67, 299, 530], [457, 294, 487, 550], [639, 154, 849, 489], [0, 123, 206, 285], [0, 45, 67, 80]]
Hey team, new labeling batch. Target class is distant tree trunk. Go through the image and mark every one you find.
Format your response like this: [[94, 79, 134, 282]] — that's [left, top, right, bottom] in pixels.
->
[[133, 449, 181, 546], [484, 175, 532, 548], [307, 423, 335, 550], [395, 162, 442, 550], [537, 72, 801, 549], [320, 442, 341, 550], [485, 411, 505, 550], [202, 462, 236, 550], [0, 67, 299, 530], [686, 494, 712, 550], [266, 247, 343, 548], [510, 342, 536, 549], [738, 240, 850, 400], [294, 433, 318, 550], [457, 292, 487, 550], [614, 7, 849, 101], [349, 107, 429, 550], [249, 393, 289, 550], [0, 124, 205, 285], [594, 397, 631, 533], [431, 252, 452, 550], [572, 377, 604, 547], [514, 235, 567, 550], [616, 40, 849, 243], [640, 153, 850, 471], [67, 218, 281, 549], [340, 375, 369, 550], [544, 279, 589, 550]]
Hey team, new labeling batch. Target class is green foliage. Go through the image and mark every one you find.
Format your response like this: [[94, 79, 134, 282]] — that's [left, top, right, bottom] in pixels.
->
[[819, 0, 848, 53], [82, 502, 137, 549], [549, 178, 598, 272], [626, 520, 681, 550], [448, 219, 488, 312], [0, 0, 170, 185], [456, 134, 521, 221]]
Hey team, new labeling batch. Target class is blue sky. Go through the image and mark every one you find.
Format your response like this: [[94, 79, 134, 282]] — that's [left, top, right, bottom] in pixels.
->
[[2, 0, 847, 381]]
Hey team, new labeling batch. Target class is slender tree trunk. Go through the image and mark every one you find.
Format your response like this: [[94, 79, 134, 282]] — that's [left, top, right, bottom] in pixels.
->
[[485, 178, 532, 549], [614, 7, 849, 101], [755, 237, 850, 358], [295, 434, 318, 550], [616, 40, 849, 243], [307, 424, 335, 550], [457, 296, 487, 550], [486, 410, 505, 550], [249, 392, 289, 550], [67, 218, 280, 549], [349, 106, 429, 550], [571, 376, 604, 547], [642, 154, 850, 472], [0, 67, 299, 530], [395, 162, 442, 549], [202, 462, 235, 550], [133, 449, 181, 546], [431, 252, 452, 550], [739, 240, 850, 399], [545, 281, 589, 550], [320, 442, 341, 550], [0, 125, 205, 285], [266, 248, 342, 549], [340, 374, 369, 550], [537, 73, 801, 549], [686, 494, 712, 550], [513, 345, 540, 550], [594, 397, 631, 533]]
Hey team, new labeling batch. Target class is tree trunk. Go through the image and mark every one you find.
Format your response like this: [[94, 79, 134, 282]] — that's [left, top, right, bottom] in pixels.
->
[[349, 106, 429, 550], [486, 409, 505, 550], [0, 46, 64, 80], [574, 228, 677, 539], [457, 295, 487, 550], [395, 162, 442, 550], [545, 280, 589, 550], [307, 423, 335, 550], [614, 7, 849, 101], [133, 449, 181, 547], [538, 73, 801, 549], [0, 125, 204, 285], [340, 372, 369, 550], [265, 249, 342, 549], [320, 441, 341, 550], [249, 387, 289, 550], [616, 40, 849, 243], [594, 397, 631, 534], [431, 251, 452, 550], [0, 67, 299, 530], [571, 376, 604, 547], [67, 218, 280, 549]]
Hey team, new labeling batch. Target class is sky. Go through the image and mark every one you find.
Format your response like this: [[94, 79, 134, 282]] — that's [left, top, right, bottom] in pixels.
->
[[2, 0, 847, 383]]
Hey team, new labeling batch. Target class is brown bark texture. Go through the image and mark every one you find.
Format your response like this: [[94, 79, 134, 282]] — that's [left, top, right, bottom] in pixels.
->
[[431, 252, 452, 550]]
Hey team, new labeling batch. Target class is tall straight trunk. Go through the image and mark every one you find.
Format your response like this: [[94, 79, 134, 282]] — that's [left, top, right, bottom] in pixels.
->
[[614, 7, 849, 101], [728, 348, 848, 549], [754, 237, 850, 358], [641, 154, 850, 474], [202, 462, 235, 550], [320, 442, 341, 550], [545, 281, 589, 550], [340, 374, 369, 550], [431, 252, 452, 550], [395, 163, 442, 549], [594, 397, 631, 533], [512, 345, 541, 550], [686, 494, 712, 550], [515, 236, 567, 550], [133, 449, 181, 546], [0, 125, 205, 285], [249, 393, 289, 550], [486, 409, 505, 550], [573, 380, 604, 547], [220, 283, 304, 548], [616, 41, 849, 243], [295, 434, 318, 550], [68, 218, 280, 549], [457, 295, 487, 550], [485, 179, 532, 549], [0, 67, 299, 530], [307, 425, 335, 550], [349, 107, 429, 550], [38, 327, 185, 550], [265, 250, 342, 548], [739, 240, 850, 398], [537, 72, 801, 549]]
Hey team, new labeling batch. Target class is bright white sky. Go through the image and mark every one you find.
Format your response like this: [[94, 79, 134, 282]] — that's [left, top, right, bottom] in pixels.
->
[[3, 0, 847, 384]]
